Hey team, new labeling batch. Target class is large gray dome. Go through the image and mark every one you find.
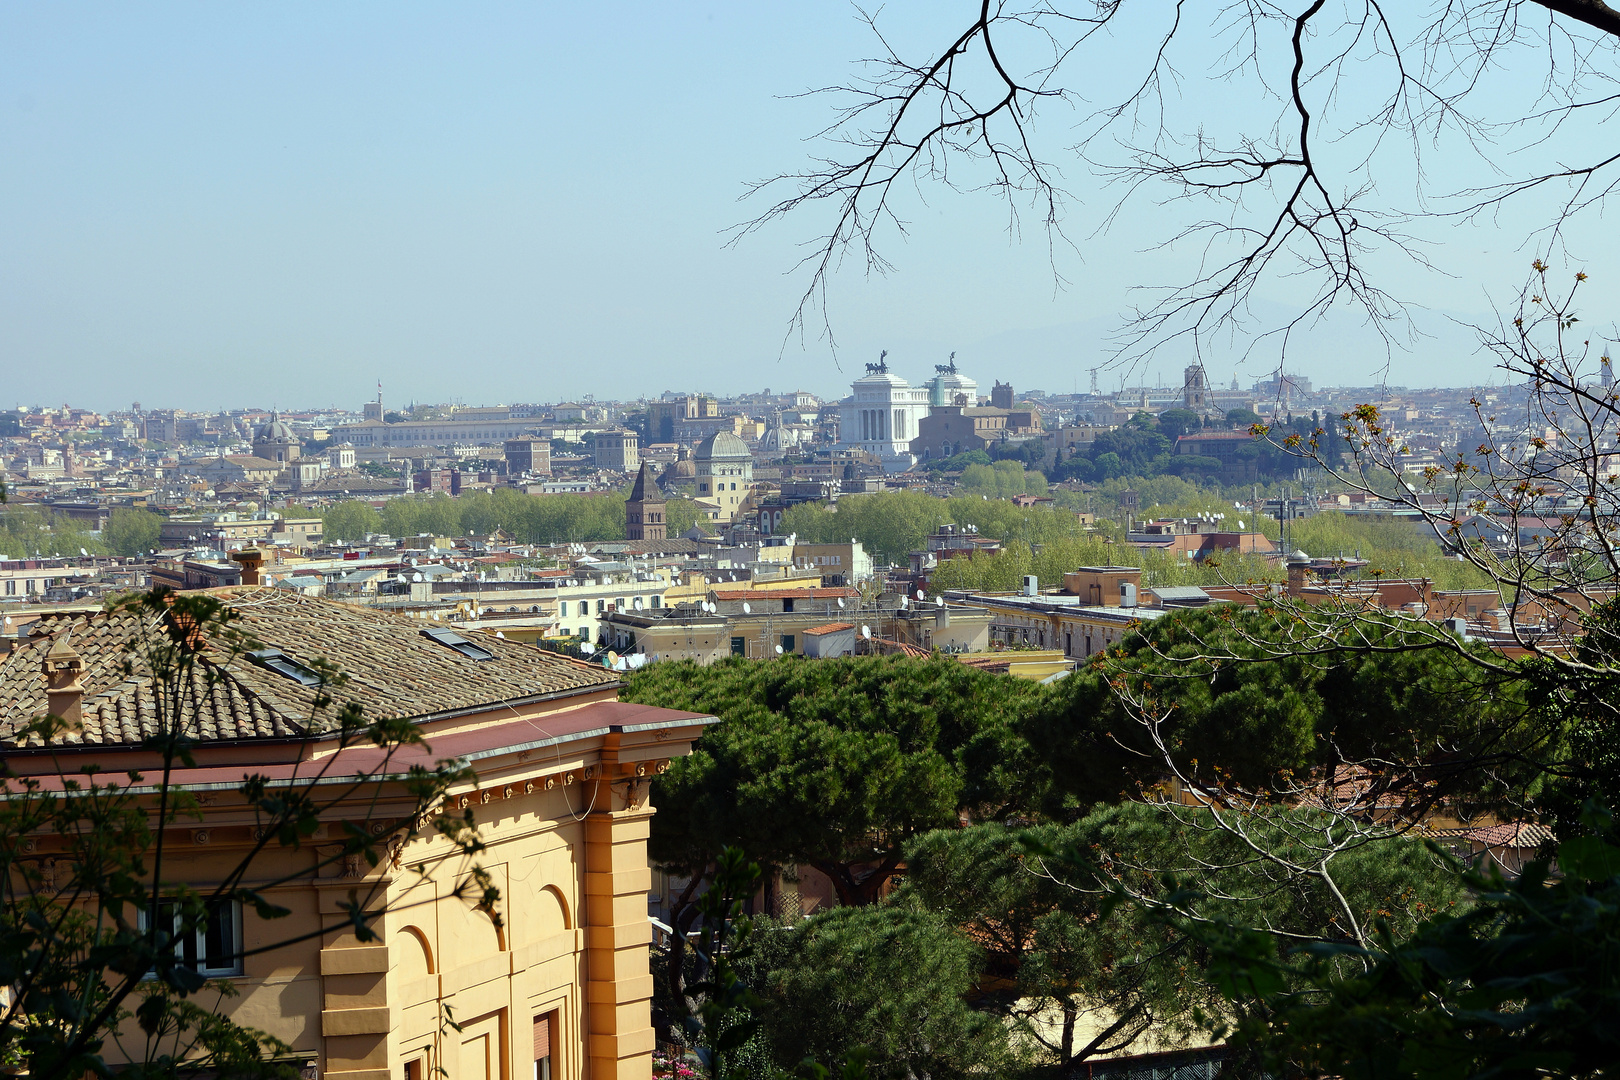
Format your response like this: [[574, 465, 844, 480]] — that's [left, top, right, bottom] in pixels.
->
[[694, 430, 750, 461]]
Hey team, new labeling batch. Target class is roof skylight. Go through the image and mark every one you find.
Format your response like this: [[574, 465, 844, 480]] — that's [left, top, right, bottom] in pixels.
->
[[421, 627, 496, 662], [247, 648, 323, 686]]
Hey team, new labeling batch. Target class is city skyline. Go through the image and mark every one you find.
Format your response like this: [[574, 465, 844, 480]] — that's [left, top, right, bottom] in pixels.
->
[[6, 4, 1601, 410]]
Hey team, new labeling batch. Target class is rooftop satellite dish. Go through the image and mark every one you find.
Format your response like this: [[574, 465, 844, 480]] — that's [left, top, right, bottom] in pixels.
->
[[80, 547, 87, 557], [916, 589, 925, 599], [936, 597, 944, 607], [775, 645, 783, 654], [837, 597, 845, 608], [899, 596, 908, 609], [742, 602, 752, 614], [495, 631, 506, 638], [861, 625, 871, 639]]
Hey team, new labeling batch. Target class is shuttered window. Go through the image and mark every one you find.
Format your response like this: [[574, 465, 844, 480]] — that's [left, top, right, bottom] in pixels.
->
[[533, 1013, 553, 1080]]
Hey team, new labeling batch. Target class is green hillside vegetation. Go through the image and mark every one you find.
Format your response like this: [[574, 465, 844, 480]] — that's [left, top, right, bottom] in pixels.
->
[[776, 491, 1081, 563], [1050, 411, 1347, 484], [771, 486, 1493, 593], [928, 538, 1284, 594]]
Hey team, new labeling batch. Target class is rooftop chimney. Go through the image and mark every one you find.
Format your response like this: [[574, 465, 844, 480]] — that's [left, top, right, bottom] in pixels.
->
[[1286, 550, 1311, 595], [42, 633, 85, 731], [231, 547, 266, 586]]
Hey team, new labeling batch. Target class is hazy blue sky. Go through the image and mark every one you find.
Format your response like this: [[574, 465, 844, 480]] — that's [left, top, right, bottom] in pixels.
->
[[4, 3, 1615, 411]]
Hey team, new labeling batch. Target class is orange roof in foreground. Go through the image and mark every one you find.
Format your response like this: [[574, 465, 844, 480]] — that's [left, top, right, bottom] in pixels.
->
[[802, 622, 855, 635]]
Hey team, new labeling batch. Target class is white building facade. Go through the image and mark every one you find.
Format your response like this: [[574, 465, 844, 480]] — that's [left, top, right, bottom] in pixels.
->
[[837, 365, 932, 473]]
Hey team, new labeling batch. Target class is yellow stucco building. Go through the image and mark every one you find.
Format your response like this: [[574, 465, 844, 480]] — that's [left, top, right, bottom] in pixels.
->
[[0, 589, 714, 1080]]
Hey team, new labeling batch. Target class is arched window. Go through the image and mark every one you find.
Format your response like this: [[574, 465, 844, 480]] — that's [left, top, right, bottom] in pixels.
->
[[537, 885, 572, 936], [396, 925, 435, 981]]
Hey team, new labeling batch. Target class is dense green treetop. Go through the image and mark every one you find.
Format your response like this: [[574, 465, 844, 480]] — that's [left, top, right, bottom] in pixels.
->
[[757, 903, 1008, 1080], [0, 508, 106, 559], [1176, 808, 1620, 1080], [904, 804, 1465, 1068], [102, 508, 164, 557], [309, 487, 709, 547], [1021, 606, 1546, 818], [623, 655, 1044, 905], [957, 460, 1047, 499]]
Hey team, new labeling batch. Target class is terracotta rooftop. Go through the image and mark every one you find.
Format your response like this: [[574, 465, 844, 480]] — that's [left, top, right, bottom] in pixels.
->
[[955, 655, 1014, 673], [0, 588, 618, 749], [802, 622, 855, 635], [868, 637, 929, 658], [1425, 820, 1554, 849], [10, 700, 717, 789]]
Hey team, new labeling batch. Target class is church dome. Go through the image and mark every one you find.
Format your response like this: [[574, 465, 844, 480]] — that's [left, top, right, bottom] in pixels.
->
[[660, 457, 697, 486], [694, 430, 750, 461], [759, 413, 797, 452], [254, 414, 298, 444]]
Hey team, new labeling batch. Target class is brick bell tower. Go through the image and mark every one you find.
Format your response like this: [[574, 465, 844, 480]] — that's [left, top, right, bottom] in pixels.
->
[[624, 461, 666, 542]]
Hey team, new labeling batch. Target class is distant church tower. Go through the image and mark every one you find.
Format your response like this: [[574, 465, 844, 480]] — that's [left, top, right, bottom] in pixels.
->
[[1183, 364, 1209, 413], [991, 381, 1014, 409], [624, 461, 666, 542]]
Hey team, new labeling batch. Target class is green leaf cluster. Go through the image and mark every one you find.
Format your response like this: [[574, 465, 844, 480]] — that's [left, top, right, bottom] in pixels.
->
[[1189, 806, 1620, 1079]]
